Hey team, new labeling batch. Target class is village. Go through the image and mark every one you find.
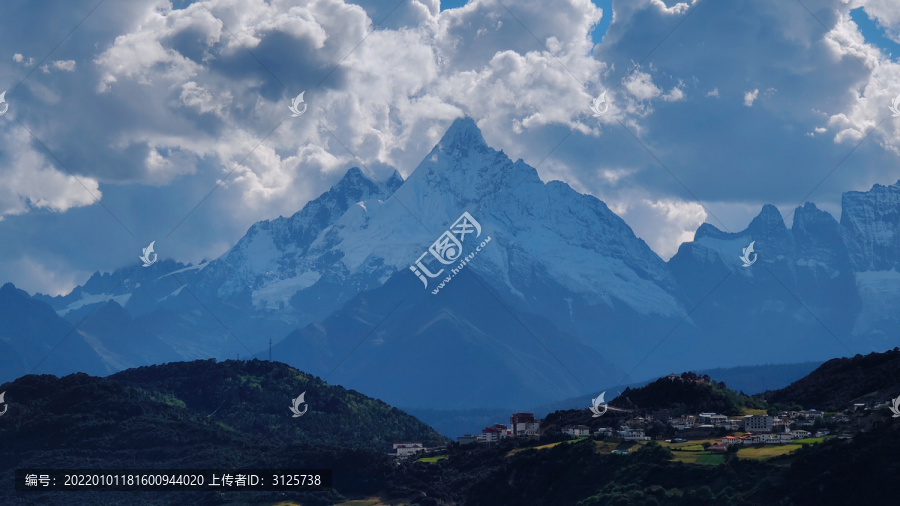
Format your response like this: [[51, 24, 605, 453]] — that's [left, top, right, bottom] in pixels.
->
[[391, 399, 888, 459]]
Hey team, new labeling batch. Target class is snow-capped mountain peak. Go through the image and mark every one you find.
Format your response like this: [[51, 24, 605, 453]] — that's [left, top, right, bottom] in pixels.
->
[[197, 165, 404, 304], [842, 180, 900, 272], [287, 117, 684, 318]]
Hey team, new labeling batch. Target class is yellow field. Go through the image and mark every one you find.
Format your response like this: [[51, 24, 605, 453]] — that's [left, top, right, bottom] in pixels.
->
[[737, 444, 801, 459], [416, 455, 449, 463], [741, 408, 769, 415], [656, 438, 721, 450], [508, 437, 589, 456], [508, 441, 560, 456], [793, 437, 826, 444], [652, 438, 727, 466]]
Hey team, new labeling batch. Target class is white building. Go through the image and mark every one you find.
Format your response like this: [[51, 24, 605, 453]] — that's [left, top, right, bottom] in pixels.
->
[[699, 413, 727, 425], [721, 436, 741, 446], [744, 415, 773, 433], [619, 428, 650, 441], [477, 433, 497, 443], [563, 425, 591, 437], [799, 409, 824, 420], [510, 413, 541, 437], [457, 435, 478, 445], [743, 434, 765, 445], [669, 415, 696, 430], [393, 443, 425, 457], [766, 433, 793, 444], [479, 424, 510, 443], [522, 421, 541, 436]]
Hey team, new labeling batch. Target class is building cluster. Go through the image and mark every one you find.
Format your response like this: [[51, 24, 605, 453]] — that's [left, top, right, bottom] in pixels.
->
[[669, 412, 742, 431], [458, 413, 543, 444], [583, 426, 651, 441], [666, 409, 832, 434], [446, 401, 872, 450], [390, 388, 894, 464], [713, 428, 822, 448]]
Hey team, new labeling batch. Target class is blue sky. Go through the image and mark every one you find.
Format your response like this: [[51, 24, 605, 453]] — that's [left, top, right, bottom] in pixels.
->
[[1, 0, 900, 295], [851, 7, 900, 59], [440, 0, 470, 11]]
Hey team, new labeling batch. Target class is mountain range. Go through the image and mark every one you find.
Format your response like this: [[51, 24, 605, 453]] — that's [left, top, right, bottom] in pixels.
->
[[4, 117, 900, 410]]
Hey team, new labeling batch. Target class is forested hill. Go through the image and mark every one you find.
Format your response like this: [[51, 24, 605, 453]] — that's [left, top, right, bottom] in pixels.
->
[[611, 371, 765, 416], [0, 359, 446, 505], [107, 359, 446, 449], [763, 348, 900, 410], [544, 372, 766, 431]]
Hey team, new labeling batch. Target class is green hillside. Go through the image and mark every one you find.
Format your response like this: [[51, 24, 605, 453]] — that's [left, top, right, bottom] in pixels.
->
[[0, 359, 445, 505], [763, 348, 900, 410], [611, 372, 767, 416], [1, 351, 898, 505]]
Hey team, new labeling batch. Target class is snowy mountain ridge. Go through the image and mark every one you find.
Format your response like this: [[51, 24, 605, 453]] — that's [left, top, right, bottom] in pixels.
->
[[194, 117, 684, 319], [17, 118, 900, 404]]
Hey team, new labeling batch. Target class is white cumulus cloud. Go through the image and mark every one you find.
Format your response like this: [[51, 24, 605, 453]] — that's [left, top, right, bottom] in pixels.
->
[[744, 88, 759, 107]]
